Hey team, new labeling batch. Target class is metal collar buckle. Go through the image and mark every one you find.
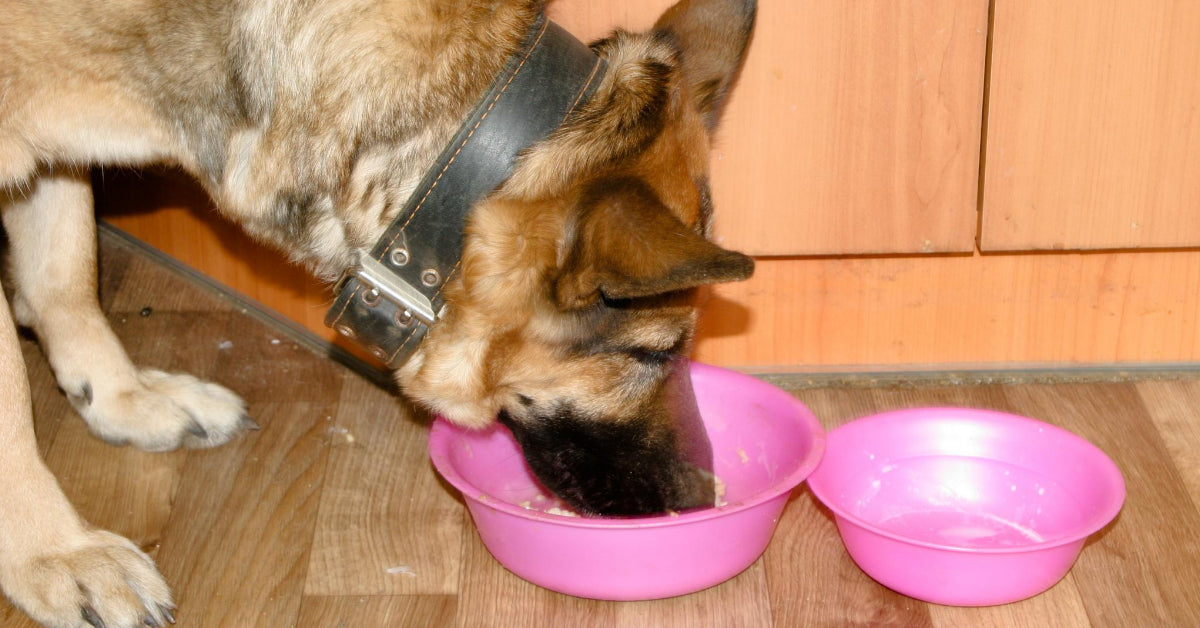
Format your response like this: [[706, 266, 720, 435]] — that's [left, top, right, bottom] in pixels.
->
[[334, 255, 439, 328]]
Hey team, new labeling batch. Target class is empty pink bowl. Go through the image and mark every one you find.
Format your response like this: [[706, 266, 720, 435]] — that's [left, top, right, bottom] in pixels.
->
[[428, 362, 825, 600], [808, 407, 1125, 606]]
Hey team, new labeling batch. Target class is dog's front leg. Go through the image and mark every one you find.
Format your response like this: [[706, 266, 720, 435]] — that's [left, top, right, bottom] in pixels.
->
[[0, 280, 174, 628], [2, 169, 255, 451]]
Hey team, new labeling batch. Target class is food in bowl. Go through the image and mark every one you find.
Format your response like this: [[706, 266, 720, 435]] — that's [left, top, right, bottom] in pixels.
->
[[808, 407, 1125, 606], [516, 472, 726, 518], [428, 362, 825, 600]]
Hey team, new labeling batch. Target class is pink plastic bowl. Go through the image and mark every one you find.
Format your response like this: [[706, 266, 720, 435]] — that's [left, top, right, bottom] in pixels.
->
[[808, 407, 1125, 606], [428, 362, 825, 600]]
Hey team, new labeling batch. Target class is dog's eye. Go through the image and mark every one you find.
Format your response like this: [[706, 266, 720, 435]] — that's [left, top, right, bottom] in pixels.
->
[[624, 332, 688, 366], [626, 347, 674, 365]]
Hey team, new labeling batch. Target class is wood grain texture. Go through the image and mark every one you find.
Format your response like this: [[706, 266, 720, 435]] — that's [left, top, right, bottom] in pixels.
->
[[2, 233, 1200, 626], [982, 0, 1200, 250], [767, 388, 936, 628], [929, 588, 1092, 628], [455, 519, 619, 628], [304, 375, 464, 596], [1135, 381, 1200, 509], [998, 383, 1200, 627], [768, 490, 935, 628], [611, 565, 773, 628], [154, 400, 334, 627], [707, 0, 988, 256], [296, 594, 457, 627], [694, 250, 1200, 369], [554, 0, 989, 255]]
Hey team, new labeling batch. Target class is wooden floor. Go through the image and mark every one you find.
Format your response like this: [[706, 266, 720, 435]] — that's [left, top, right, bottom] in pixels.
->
[[3, 229, 1200, 627]]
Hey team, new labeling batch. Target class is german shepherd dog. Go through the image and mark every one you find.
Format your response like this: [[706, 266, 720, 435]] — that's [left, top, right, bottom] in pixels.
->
[[0, 0, 755, 625]]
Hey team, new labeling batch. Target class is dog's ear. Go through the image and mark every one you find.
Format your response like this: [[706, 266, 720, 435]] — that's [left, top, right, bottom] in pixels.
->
[[555, 178, 753, 309], [654, 0, 756, 132]]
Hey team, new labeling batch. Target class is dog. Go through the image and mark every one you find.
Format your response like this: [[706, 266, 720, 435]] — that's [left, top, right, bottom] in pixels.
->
[[0, 0, 755, 625]]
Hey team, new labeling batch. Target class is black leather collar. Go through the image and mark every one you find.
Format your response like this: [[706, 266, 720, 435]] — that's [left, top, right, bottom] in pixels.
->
[[325, 16, 607, 367]]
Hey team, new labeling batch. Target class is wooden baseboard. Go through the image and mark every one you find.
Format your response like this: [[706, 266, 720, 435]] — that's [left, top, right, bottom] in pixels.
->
[[694, 249, 1200, 369]]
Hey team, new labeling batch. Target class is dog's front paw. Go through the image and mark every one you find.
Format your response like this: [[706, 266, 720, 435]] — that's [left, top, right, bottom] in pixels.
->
[[74, 368, 255, 452], [1, 529, 174, 628]]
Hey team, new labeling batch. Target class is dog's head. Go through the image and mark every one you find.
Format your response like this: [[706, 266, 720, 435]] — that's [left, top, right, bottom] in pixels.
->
[[393, 0, 758, 516]]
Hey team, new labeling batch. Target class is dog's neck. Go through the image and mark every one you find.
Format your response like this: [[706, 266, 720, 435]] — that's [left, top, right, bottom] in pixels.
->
[[324, 16, 607, 367], [198, 1, 543, 277]]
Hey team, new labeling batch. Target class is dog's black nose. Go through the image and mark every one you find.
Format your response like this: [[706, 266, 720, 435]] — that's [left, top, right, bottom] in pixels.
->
[[499, 361, 716, 516]]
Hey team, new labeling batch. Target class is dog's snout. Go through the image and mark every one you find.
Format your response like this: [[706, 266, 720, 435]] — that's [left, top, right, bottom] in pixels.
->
[[500, 362, 715, 516]]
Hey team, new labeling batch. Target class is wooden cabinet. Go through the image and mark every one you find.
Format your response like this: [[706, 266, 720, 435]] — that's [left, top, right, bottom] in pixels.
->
[[555, 0, 990, 256], [982, 0, 1200, 251], [96, 1, 1200, 371], [712, 0, 988, 255]]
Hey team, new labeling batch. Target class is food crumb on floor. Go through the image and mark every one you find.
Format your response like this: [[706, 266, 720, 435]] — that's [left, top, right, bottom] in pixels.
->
[[385, 565, 417, 577], [327, 426, 355, 444]]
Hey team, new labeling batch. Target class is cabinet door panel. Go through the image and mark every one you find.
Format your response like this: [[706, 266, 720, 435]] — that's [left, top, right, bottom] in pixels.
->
[[552, 0, 989, 256], [982, 0, 1200, 251]]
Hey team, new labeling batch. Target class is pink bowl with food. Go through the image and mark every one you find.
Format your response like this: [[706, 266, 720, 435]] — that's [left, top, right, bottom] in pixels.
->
[[808, 407, 1125, 606], [429, 362, 825, 600]]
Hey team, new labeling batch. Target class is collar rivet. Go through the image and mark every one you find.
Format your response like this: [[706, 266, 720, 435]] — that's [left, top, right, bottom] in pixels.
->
[[421, 269, 441, 287]]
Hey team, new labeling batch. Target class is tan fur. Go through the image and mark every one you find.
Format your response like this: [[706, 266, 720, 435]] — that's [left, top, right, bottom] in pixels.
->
[[1, 0, 755, 624], [405, 29, 729, 426]]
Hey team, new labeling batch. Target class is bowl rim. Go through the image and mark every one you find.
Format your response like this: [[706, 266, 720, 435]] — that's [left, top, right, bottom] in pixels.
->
[[428, 361, 826, 530], [807, 406, 1126, 554]]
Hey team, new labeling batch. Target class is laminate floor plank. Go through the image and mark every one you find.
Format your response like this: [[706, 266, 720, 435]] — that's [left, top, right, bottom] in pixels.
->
[[1136, 380, 1200, 510], [453, 515, 619, 628], [296, 594, 457, 627], [305, 375, 465, 597], [154, 400, 335, 628], [610, 560, 773, 628], [928, 580, 1091, 628], [100, 231, 345, 627], [767, 388, 921, 628], [1000, 383, 1200, 628]]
